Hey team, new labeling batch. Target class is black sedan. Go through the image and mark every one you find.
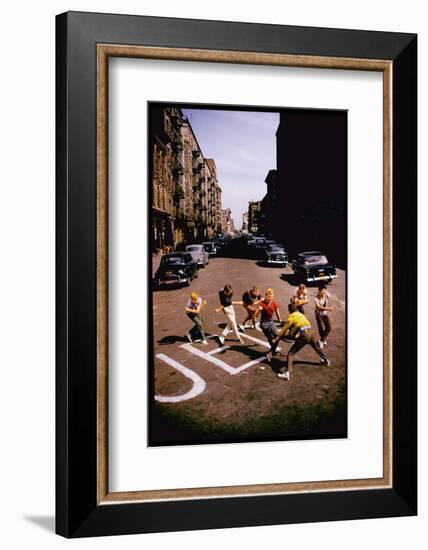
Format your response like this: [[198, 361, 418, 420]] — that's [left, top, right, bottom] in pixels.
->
[[202, 241, 217, 256], [291, 251, 337, 283], [264, 245, 288, 267], [154, 252, 198, 288]]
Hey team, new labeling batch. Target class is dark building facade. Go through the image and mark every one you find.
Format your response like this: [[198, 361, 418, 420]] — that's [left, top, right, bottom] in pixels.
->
[[149, 106, 177, 251], [274, 109, 347, 267], [258, 169, 278, 238]]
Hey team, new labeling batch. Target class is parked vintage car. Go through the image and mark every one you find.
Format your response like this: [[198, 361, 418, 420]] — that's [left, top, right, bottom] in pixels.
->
[[291, 251, 337, 283], [154, 252, 198, 287], [202, 241, 217, 256], [212, 238, 224, 251], [262, 239, 277, 248], [264, 244, 288, 267], [254, 238, 269, 249], [185, 244, 209, 267], [247, 237, 264, 247]]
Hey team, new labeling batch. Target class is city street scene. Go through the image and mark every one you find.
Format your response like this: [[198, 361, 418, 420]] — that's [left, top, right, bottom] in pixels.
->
[[149, 104, 347, 446]]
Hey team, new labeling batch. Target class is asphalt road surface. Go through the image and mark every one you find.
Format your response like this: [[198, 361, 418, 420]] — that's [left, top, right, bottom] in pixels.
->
[[151, 247, 346, 445]]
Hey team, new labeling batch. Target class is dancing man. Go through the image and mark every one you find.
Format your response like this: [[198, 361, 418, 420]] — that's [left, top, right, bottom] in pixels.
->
[[185, 292, 208, 345], [314, 284, 333, 349], [215, 284, 243, 344], [256, 288, 282, 359], [291, 283, 309, 314], [273, 303, 330, 381], [239, 285, 262, 331]]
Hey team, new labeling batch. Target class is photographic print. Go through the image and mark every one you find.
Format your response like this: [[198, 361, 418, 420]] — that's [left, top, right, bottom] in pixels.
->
[[149, 103, 347, 446]]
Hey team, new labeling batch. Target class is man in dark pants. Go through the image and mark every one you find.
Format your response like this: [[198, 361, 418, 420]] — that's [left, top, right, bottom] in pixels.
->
[[239, 285, 262, 331], [255, 288, 282, 360], [272, 303, 330, 381], [185, 292, 208, 345]]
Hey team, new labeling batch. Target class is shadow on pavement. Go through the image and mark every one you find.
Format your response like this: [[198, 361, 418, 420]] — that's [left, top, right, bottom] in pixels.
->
[[280, 273, 298, 286], [290, 359, 324, 367], [224, 344, 263, 359], [157, 335, 188, 345], [256, 261, 285, 269], [268, 358, 323, 373]]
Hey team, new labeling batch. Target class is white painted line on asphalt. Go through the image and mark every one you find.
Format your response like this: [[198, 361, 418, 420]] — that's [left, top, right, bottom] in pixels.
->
[[155, 353, 206, 403], [234, 355, 270, 373], [181, 343, 237, 374], [180, 339, 274, 375], [207, 345, 229, 355], [178, 329, 284, 376], [240, 331, 282, 352]]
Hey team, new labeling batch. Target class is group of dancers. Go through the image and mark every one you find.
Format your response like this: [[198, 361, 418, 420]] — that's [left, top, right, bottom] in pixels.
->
[[185, 283, 333, 381]]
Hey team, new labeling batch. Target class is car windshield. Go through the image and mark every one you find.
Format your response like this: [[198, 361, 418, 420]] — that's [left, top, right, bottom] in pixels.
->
[[203, 244, 212, 249], [269, 247, 284, 253], [302, 255, 328, 265], [162, 255, 185, 265], [187, 246, 201, 252]]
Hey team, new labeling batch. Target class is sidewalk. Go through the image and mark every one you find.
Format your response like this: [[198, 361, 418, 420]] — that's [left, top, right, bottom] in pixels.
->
[[152, 254, 162, 276]]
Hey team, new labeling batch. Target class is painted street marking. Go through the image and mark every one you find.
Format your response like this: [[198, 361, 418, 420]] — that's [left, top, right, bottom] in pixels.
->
[[181, 342, 237, 374], [233, 356, 271, 373], [239, 331, 282, 350], [155, 353, 206, 403], [155, 332, 285, 403], [179, 331, 282, 375], [207, 345, 229, 355]]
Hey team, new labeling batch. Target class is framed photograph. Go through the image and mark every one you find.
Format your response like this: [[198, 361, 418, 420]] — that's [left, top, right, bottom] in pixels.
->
[[56, 11, 417, 537], [148, 102, 347, 448]]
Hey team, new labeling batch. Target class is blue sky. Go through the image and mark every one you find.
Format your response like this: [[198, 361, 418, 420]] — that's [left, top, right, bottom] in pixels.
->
[[182, 109, 279, 228]]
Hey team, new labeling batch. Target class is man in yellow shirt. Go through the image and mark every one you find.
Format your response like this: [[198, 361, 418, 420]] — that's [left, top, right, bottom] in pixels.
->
[[272, 303, 330, 381]]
